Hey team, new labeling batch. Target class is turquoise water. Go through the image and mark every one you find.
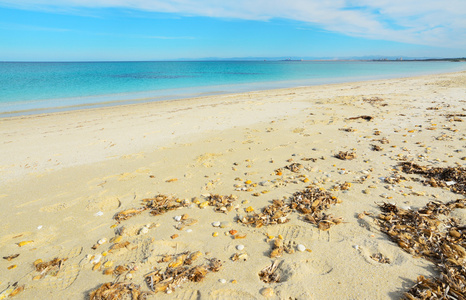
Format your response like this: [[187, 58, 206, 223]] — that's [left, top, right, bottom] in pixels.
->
[[0, 61, 464, 116]]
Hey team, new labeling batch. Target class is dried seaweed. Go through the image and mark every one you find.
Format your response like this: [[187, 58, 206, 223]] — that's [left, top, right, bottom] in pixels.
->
[[399, 162, 466, 195], [114, 194, 189, 222], [339, 127, 357, 132], [89, 282, 147, 300], [290, 187, 343, 231], [258, 260, 281, 283], [238, 199, 291, 228], [347, 115, 374, 121], [363, 97, 387, 106], [239, 187, 342, 231], [145, 252, 222, 294], [370, 253, 390, 264], [3, 254, 19, 261], [269, 238, 294, 258], [34, 258, 66, 276], [375, 200, 466, 299], [371, 144, 383, 151], [335, 151, 357, 160], [285, 163, 303, 173]]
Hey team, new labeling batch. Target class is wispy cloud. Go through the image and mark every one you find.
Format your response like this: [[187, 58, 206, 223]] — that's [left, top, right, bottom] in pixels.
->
[[1, 0, 465, 48]]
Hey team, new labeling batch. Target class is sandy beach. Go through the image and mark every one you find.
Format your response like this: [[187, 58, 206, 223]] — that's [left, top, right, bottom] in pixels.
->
[[0, 71, 465, 299]]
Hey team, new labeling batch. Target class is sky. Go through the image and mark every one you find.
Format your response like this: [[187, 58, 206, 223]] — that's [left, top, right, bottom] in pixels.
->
[[0, 0, 465, 61]]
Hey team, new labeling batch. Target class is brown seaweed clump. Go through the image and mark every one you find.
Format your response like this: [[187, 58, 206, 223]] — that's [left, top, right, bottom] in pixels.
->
[[290, 187, 343, 231], [239, 199, 291, 228], [114, 194, 188, 222], [89, 282, 147, 300], [258, 260, 281, 283], [375, 199, 466, 299], [335, 151, 357, 160], [239, 187, 342, 231], [34, 258, 67, 278], [145, 252, 222, 294], [399, 162, 466, 196], [285, 163, 303, 173]]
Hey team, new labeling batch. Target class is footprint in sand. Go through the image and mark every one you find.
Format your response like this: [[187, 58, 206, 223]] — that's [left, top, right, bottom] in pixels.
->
[[208, 288, 256, 300], [85, 197, 121, 212], [174, 289, 200, 300], [32, 263, 80, 291], [269, 224, 318, 243]]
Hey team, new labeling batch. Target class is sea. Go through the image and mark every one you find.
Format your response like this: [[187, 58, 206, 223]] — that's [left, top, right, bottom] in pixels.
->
[[0, 60, 465, 117]]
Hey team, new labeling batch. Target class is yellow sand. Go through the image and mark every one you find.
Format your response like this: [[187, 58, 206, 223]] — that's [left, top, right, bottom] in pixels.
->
[[0, 71, 465, 299]]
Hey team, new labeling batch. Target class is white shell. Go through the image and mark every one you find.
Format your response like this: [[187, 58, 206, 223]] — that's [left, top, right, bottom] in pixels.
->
[[212, 221, 221, 227], [94, 211, 104, 217], [174, 215, 182, 221], [219, 279, 227, 284], [90, 254, 102, 264], [186, 229, 193, 233], [97, 238, 107, 245], [139, 227, 149, 235], [236, 244, 245, 251], [297, 244, 306, 252]]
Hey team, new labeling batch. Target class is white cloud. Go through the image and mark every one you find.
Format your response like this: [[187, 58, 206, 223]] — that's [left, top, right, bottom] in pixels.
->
[[1, 0, 465, 48]]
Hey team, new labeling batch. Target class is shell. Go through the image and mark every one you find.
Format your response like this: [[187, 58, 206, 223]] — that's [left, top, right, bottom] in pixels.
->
[[260, 287, 274, 298], [17, 240, 33, 247], [236, 244, 245, 251], [297, 244, 306, 252]]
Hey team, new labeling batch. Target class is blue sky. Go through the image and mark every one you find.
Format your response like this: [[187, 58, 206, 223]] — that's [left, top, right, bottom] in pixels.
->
[[0, 0, 464, 61]]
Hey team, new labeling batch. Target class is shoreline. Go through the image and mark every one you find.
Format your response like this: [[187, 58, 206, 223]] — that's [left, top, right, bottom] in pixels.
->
[[2, 65, 465, 118], [0, 71, 464, 299]]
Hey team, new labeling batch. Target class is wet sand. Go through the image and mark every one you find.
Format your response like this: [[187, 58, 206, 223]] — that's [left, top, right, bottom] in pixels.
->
[[0, 71, 465, 299]]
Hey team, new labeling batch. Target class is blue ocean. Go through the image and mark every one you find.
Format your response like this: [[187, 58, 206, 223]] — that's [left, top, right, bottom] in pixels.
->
[[0, 61, 464, 116]]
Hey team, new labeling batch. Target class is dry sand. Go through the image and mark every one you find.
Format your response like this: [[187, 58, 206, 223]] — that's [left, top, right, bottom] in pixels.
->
[[0, 71, 465, 299]]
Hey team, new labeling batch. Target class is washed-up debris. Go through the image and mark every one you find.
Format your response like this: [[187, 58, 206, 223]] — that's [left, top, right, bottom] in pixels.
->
[[175, 218, 198, 230], [3, 254, 19, 261], [371, 145, 383, 151], [258, 260, 281, 283], [332, 182, 352, 191], [89, 282, 147, 300], [399, 162, 466, 195], [0, 283, 24, 299], [347, 115, 374, 121], [370, 253, 390, 264], [239, 187, 342, 231], [145, 252, 222, 294], [374, 199, 466, 299], [363, 96, 387, 106], [114, 194, 188, 222], [339, 127, 357, 132], [205, 194, 238, 213], [33, 258, 67, 279], [335, 151, 357, 160], [269, 238, 295, 258], [231, 252, 248, 261], [290, 188, 342, 231], [238, 199, 291, 228], [285, 163, 303, 173]]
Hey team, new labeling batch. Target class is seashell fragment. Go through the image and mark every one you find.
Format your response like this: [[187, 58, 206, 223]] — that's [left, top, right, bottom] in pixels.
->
[[236, 244, 245, 251], [174, 215, 182, 222], [219, 279, 226, 284], [17, 240, 33, 247], [297, 244, 306, 252], [212, 221, 221, 227], [261, 287, 274, 298]]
